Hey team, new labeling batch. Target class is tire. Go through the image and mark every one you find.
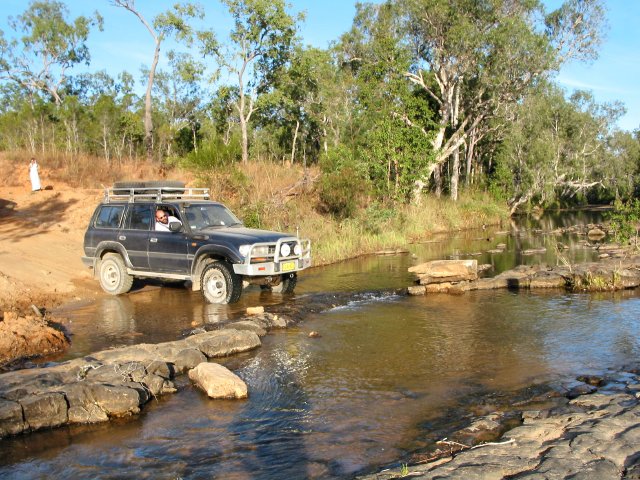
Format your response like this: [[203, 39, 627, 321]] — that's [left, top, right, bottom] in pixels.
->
[[262, 273, 297, 294], [278, 273, 297, 294], [201, 261, 242, 304], [99, 253, 134, 295]]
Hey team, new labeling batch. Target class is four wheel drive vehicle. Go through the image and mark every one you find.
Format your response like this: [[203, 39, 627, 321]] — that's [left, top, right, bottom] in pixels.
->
[[82, 181, 311, 304]]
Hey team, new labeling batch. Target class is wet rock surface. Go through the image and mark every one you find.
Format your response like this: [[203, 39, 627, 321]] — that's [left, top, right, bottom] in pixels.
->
[[409, 255, 640, 294], [361, 368, 640, 480], [0, 321, 272, 438], [189, 362, 248, 399]]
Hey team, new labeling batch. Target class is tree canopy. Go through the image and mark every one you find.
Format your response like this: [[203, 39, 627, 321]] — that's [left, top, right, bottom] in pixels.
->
[[0, 0, 636, 215]]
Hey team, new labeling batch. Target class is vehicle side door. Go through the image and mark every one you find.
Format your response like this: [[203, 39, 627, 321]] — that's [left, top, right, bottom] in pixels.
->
[[120, 204, 153, 270], [148, 205, 190, 273], [87, 204, 126, 252]]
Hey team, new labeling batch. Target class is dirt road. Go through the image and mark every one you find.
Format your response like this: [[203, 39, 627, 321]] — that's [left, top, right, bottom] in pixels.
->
[[0, 184, 103, 312]]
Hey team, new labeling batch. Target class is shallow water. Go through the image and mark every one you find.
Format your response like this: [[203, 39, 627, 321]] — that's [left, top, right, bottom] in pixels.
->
[[3, 211, 639, 479]]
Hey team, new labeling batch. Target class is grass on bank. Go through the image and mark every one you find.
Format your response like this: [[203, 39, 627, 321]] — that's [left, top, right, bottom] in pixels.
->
[[0, 151, 508, 266]]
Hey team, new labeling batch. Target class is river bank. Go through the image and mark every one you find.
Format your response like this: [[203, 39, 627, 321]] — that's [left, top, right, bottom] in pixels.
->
[[0, 179, 505, 366], [363, 365, 640, 479]]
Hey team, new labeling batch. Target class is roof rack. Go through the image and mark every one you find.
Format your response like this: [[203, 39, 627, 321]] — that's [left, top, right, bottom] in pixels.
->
[[103, 186, 211, 203]]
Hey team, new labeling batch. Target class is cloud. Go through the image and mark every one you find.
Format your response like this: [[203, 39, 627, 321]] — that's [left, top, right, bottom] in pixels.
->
[[556, 75, 634, 96]]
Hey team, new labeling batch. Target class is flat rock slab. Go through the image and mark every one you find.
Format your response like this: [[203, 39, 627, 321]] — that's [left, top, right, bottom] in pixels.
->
[[409, 255, 640, 293], [361, 392, 640, 479], [0, 327, 262, 438], [189, 362, 248, 399], [409, 260, 478, 285]]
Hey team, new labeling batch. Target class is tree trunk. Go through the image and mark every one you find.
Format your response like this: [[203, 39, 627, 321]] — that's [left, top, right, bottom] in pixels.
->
[[466, 129, 476, 185], [144, 39, 161, 162], [192, 124, 198, 153], [240, 115, 249, 164], [434, 164, 442, 198], [450, 147, 460, 201], [290, 119, 299, 164]]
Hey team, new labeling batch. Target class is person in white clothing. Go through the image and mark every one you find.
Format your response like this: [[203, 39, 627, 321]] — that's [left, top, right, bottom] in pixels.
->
[[29, 158, 41, 192], [155, 209, 181, 231]]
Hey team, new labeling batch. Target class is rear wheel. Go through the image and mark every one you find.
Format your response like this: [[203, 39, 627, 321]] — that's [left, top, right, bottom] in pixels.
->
[[201, 262, 242, 304], [99, 253, 133, 295]]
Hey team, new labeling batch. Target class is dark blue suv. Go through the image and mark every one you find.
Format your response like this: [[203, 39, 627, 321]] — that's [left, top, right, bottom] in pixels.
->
[[82, 182, 311, 304]]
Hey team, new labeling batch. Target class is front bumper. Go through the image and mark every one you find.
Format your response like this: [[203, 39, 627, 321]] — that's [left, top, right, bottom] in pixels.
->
[[233, 256, 311, 276]]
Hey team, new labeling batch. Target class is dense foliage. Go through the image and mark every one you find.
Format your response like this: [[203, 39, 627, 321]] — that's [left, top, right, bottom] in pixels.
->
[[0, 0, 638, 215]]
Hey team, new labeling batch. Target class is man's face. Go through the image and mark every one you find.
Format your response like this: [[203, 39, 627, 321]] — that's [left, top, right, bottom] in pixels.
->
[[156, 212, 168, 224]]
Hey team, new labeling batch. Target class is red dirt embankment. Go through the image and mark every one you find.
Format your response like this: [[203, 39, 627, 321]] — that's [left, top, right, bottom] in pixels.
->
[[0, 182, 104, 365]]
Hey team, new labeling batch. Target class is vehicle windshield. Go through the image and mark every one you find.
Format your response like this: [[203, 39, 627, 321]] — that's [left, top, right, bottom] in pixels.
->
[[183, 204, 243, 232]]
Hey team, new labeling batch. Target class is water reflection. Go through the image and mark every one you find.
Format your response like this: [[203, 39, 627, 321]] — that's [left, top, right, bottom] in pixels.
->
[[4, 209, 635, 478]]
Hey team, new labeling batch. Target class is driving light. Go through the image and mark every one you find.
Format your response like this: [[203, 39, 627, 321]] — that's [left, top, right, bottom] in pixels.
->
[[294, 244, 302, 256], [280, 243, 291, 257]]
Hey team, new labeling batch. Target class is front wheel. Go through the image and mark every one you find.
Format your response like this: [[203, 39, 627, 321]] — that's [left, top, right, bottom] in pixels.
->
[[261, 273, 297, 294], [99, 253, 133, 295], [201, 262, 242, 304]]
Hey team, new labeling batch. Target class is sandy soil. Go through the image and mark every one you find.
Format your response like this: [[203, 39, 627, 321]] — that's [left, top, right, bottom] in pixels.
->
[[0, 181, 106, 365], [0, 183, 104, 313]]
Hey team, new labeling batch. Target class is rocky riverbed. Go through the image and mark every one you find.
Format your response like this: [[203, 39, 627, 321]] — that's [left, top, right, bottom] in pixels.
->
[[0, 311, 291, 438], [363, 367, 640, 479], [408, 254, 640, 294]]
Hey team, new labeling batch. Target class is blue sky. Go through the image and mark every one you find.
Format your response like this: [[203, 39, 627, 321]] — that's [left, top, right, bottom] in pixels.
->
[[0, 0, 637, 132]]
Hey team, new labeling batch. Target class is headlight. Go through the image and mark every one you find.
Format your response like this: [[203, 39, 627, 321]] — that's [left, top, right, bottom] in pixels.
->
[[294, 244, 302, 256], [239, 245, 251, 257], [280, 243, 291, 257], [253, 245, 270, 256]]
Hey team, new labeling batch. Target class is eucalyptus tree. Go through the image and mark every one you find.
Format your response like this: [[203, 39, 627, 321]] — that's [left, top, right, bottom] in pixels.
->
[[604, 130, 640, 200], [399, 0, 607, 201], [152, 51, 206, 156], [110, 0, 202, 160], [0, 1, 102, 155], [0, 0, 103, 106], [493, 84, 623, 214], [258, 45, 338, 165], [199, 0, 302, 164], [338, 1, 434, 201], [69, 70, 140, 161]]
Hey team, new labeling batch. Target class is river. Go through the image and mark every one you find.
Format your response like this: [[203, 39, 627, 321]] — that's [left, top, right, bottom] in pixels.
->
[[3, 209, 640, 479]]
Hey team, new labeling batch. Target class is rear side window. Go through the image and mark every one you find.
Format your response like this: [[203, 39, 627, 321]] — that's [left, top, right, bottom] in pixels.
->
[[127, 204, 152, 230], [95, 205, 125, 229]]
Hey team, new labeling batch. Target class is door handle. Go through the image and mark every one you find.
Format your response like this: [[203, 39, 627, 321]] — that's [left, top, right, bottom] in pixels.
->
[[118, 235, 126, 241], [150, 238, 158, 243]]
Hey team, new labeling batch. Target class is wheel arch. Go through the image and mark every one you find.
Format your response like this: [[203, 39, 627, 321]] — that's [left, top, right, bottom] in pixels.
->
[[191, 247, 238, 291], [93, 242, 132, 274]]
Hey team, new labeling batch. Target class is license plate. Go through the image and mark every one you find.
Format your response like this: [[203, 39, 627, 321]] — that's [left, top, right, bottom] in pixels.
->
[[281, 261, 296, 272]]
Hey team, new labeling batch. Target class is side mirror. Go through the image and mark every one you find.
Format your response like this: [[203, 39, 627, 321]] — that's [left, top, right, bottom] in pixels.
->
[[169, 221, 182, 232]]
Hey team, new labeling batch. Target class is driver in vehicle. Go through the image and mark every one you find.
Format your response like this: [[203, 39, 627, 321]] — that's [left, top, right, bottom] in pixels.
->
[[155, 209, 181, 231]]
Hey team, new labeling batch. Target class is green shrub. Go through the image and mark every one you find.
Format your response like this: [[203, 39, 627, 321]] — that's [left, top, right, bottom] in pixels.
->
[[178, 135, 242, 170], [241, 202, 265, 229], [318, 146, 370, 219], [607, 198, 640, 247], [360, 202, 398, 234]]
